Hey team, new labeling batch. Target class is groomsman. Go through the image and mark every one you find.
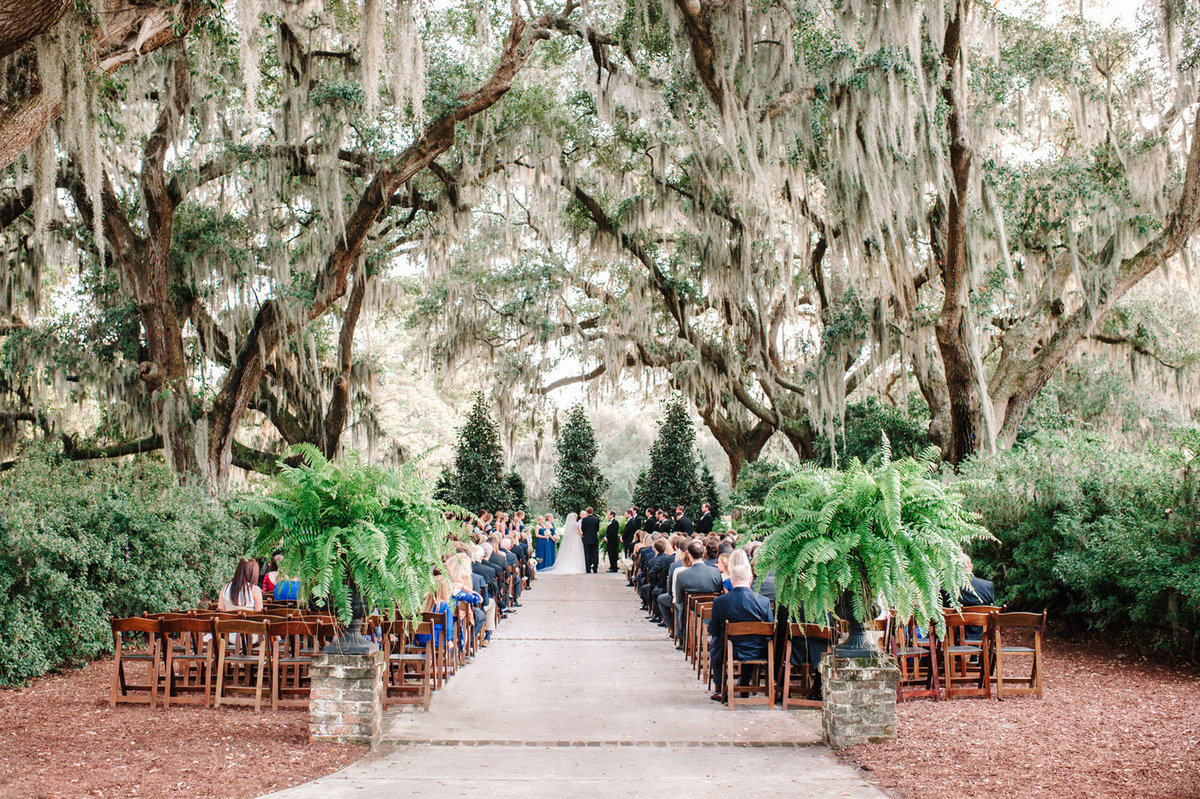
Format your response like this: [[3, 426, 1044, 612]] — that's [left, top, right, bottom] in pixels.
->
[[623, 507, 641, 556], [697, 502, 714, 535], [605, 510, 621, 572], [673, 505, 694, 535], [580, 507, 601, 574], [655, 509, 672, 534]]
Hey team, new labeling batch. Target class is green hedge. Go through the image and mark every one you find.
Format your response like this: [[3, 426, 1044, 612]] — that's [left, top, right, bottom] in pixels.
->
[[0, 448, 251, 686], [961, 430, 1200, 659]]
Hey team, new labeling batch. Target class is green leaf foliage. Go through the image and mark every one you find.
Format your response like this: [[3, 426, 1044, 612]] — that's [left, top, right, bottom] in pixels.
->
[[0, 445, 250, 686], [547, 404, 609, 517], [240, 444, 453, 626], [752, 438, 993, 638], [961, 429, 1200, 657]]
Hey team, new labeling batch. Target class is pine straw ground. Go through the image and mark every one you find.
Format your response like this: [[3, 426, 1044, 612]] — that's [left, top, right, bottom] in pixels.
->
[[0, 657, 363, 799], [844, 638, 1200, 799]]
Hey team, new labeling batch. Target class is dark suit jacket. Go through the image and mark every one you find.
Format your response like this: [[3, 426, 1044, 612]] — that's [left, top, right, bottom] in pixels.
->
[[473, 562, 499, 597], [656, 518, 672, 534], [709, 586, 774, 661], [674, 563, 723, 606], [960, 576, 995, 606], [696, 512, 714, 535], [648, 552, 675, 589], [580, 514, 601, 545], [605, 519, 620, 547], [470, 571, 489, 606], [622, 517, 638, 547], [755, 573, 777, 603], [674, 515, 694, 535]]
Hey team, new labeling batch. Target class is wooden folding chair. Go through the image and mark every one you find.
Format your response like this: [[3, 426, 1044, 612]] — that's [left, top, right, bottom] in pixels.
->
[[683, 592, 718, 657], [421, 611, 449, 689], [724, 621, 776, 709], [695, 602, 715, 681], [995, 610, 1046, 699], [214, 619, 269, 711], [891, 615, 940, 702], [270, 619, 320, 710], [782, 622, 835, 709], [111, 617, 161, 708], [942, 609, 992, 700], [160, 617, 213, 708], [383, 620, 433, 711]]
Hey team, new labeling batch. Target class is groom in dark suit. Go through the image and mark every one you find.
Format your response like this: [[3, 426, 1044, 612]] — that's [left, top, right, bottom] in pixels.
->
[[605, 510, 621, 572], [580, 507, 601, 574]]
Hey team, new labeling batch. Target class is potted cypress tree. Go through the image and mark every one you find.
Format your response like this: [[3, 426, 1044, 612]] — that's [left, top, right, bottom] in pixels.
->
[[241, 444, 451, 653], [753, 437, 993, 656]]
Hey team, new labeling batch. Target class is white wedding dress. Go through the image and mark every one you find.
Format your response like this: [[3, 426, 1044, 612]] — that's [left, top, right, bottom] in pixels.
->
[[548, 512, 586, 574]]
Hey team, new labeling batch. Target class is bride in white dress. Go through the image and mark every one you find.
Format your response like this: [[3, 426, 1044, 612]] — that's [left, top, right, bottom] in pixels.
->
[[547, 512, 586, 574]]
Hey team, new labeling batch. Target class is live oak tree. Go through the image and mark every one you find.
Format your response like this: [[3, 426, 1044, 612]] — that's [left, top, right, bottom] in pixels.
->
[[547, 404, 609, 518], [2, 0, 1199, 489], [0, 0, 593, 489], [413, 0, 1200, 469]]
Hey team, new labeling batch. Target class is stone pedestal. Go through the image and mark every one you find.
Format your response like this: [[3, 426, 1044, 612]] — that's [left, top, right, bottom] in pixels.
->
[[819, 653, 899, 749], [309, 651, 385, 745]]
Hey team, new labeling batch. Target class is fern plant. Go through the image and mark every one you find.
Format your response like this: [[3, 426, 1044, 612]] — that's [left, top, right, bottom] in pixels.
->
[[239, 444, 452, 625], [753, 437, 994, 640]]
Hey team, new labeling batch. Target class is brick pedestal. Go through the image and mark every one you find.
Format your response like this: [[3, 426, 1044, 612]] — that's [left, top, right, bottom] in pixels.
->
[[819, 653, 899, 749], [309, 651, 385, 745]]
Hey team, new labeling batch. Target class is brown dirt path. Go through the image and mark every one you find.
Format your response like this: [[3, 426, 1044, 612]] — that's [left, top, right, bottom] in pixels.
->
[[0, 657, 363, 799], [844, 638, 1200, 799]]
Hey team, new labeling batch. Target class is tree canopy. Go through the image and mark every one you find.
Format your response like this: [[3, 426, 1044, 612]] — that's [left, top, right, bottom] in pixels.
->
[[0, 0, 1197, 492]]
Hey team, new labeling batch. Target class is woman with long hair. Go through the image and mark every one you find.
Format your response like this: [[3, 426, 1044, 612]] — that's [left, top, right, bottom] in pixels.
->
[[218, 558, 263, 612]]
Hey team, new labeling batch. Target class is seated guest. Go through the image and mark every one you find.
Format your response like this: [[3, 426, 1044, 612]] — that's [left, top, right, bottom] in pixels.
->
[[261, 549, 284, 594], [958, 555, 995, 607], [957, 555, 994, 640], [703, 537, 721, 567], [501, 537, 523, 603], [218, 558, 263, 612], [671, 540, 723, 643], [745, 543, 775, 602], [654, 536, 689, 629], [716, 551, 732, 592], [645, 536, 678, 619], [707, 562, 773, 700], [639, 537, 671, 610], [634, 534, 659, 590]]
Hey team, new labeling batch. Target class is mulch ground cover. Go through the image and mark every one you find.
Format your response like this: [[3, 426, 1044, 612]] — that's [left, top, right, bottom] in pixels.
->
[[0, 657, 365, 799], [845, 637, 1200, 799]]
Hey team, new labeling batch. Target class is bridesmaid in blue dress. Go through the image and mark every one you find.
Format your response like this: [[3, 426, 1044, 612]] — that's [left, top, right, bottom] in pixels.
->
[[534, 515, 557, 569]]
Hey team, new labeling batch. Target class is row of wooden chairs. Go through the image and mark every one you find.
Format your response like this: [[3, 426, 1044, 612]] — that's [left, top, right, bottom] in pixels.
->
[[896, 607, 1046, 701], [111, 612, 340, 712], [666, 590, 1045, 708]]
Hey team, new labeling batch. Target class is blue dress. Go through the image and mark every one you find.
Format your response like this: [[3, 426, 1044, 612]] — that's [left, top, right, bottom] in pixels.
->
[[535, 526, 557, 569]]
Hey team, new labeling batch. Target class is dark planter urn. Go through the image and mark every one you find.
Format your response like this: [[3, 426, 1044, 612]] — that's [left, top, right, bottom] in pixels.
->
[[325, 579, 374, 655], [834, 590, 880, 659]]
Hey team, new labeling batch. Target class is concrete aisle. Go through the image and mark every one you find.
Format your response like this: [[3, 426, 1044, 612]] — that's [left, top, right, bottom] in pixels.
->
[[263, 573, 888, 798]]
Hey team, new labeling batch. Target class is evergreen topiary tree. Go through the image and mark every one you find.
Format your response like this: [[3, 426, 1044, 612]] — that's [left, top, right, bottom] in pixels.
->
[[697, 459, 721, 518], [433, 465, 455, 504], [506, 469, 527, 512], [633, 395, 702, 513], [548, 404, 610, 517], [442, 393, 513, 512]]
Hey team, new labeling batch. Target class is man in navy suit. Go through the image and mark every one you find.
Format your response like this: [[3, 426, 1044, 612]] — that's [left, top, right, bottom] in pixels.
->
[[696, 502, 714, 535], [708, 562, 773, 700]]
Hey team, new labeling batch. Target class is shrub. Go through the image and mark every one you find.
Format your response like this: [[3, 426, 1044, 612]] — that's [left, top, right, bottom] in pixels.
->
[[960, 430, 1200, 659], [814, 393, 931, 467], [0, 446, 251, 686]]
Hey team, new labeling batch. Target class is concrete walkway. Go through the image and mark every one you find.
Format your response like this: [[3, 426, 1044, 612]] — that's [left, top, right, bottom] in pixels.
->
[[264, 573, 888, 798]]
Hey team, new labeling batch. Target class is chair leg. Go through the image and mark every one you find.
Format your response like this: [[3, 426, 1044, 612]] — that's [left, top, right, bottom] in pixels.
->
[[215, 645, 226, 708]]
